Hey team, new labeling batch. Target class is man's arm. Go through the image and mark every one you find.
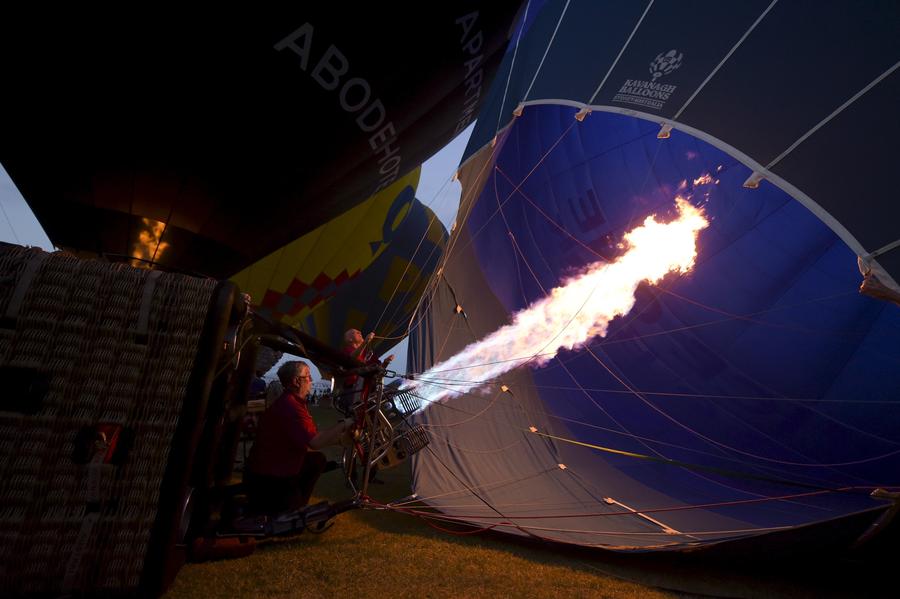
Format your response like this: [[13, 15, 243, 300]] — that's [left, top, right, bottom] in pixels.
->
[[309, 417, 355, 450]]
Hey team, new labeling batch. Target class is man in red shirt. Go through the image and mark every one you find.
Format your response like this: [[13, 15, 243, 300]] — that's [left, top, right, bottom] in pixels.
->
[[340, 329, 394, 387], [244, 360, 352, 514]]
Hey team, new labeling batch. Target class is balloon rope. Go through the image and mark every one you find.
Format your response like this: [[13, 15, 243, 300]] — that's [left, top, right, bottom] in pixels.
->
[[519, 0, 569, 106], [0, 194, 22, 244], [443, 120, 578, 267], [379, 487, 862, 522], [494, 163, 882, 337], [409, 379, 867, 491], [495, 0, 532, 136]]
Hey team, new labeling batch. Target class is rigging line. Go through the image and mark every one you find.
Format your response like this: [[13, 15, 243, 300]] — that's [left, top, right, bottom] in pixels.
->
[[393, 501, 607, 512], [370, 204, 441, 336], [390, 497, 646, 511], [373, 166, 464, 339], [421, 336, 870, 481], [588, 338, 853, 481], [414, 373, 892, 414], [401, 513, 501, 536], [388, 467, 559, 507], [495, 164, 898, 347], [635, 268, 900, 452], [0, 194, 21, 244], [515, 384, 900, 405], [767, 59, 900, 170], [425, 427, 526, 455], [659, 284, 900, 348], [563, 446, 837, 521], [408, 238, 648, 390], [380, 501, 846, 539], [389, 238, 448, 337], [588, 0, 654, 104], [491, 133, 665, 355], [393, 487, 855, 522], [520, 0, 569, 104], [534, 426, 896, 488], [494, 168, 543, 353], [673, 0, 779, 120], [408, 352, 556, 376], [494, 163, 862, 328], [503, 189, 855, 501], [371, 211, 442, 336], [420, 140, 503, 315], [427, 216, 616, 382], [424, 366, 864, 488], [395, 407, 545, 541], [430, 129, 526, 309], [409, 378, 865, 491], [412, 357, 900, 482], [496, 191, 694, 484], [421, 387, 506, 429], [429, 275, 467, 365], [495, 0, 532, 135], [414, 152, 512, 361], [578, 340, 900, 469], [487, 522, 794, 538], [447, 120, 579, 264], [384, 194, 466, 342], [371, 244, 446, 342]]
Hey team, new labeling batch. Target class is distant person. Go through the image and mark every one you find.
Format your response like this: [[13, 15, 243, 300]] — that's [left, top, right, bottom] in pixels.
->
[[340, 329, 395, 389], [249, 370, 266, 399], [244, 361, 353, 514], [338, 329, 394, 486]]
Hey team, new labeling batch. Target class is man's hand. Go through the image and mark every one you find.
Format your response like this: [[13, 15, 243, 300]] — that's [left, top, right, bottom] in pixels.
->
[[311, 416, 358, 450], [365, 332, 375, 343], [339, 417, 357, 447]]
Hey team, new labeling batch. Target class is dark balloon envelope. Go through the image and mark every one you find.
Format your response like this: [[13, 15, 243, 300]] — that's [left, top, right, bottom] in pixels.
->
[[0, 4, 520, 278], [408, 0, 900, 551]]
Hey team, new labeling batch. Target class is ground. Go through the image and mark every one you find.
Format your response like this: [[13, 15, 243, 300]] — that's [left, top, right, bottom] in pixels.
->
[[165, 407, 894, 599]]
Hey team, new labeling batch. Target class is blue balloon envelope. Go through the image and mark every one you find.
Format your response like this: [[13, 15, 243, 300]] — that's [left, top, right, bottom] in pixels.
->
[[408, 0, 900, 552]]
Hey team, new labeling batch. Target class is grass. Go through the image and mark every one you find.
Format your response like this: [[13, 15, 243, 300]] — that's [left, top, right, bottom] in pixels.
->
[[165, 407, 893, 599]]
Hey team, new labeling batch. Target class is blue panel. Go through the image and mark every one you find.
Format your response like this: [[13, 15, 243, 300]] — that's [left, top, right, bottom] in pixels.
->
[[421, 105, 900, 549]]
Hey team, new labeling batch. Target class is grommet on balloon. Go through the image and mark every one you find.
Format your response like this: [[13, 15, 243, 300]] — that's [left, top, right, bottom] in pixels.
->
[[743, 171, 764, 189]]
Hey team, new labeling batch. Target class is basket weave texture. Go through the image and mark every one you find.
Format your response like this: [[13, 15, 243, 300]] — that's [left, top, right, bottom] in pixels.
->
[[0, 246, 216, 594]]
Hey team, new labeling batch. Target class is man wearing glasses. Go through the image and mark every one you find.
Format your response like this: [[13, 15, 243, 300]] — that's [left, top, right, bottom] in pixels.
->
[[244, 360, 353, 514]]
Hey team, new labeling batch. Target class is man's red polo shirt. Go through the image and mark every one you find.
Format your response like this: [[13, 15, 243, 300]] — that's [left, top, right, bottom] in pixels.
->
[[247, 390, 318, 477]]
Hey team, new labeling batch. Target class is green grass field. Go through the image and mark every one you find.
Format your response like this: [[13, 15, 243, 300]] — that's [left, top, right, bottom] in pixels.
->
[[165, 407, 893, 599]]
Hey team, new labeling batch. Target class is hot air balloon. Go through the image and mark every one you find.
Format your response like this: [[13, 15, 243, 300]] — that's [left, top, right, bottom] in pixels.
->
[[0, 4, 518, 276], [230, 168, 447, 356], [406, 0, 900, 552], [0, 4, 520, 349], [0, 6, 523, 594]]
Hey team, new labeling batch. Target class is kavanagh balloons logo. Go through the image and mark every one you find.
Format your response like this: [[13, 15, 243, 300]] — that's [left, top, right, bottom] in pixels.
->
[[649, 49, 683, 80]]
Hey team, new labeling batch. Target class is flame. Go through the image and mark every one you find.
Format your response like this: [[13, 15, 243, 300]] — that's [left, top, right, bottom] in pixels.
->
[[693, 173, 713, 186], [132, 218, 170, 266], [407, 197, 708, 403]]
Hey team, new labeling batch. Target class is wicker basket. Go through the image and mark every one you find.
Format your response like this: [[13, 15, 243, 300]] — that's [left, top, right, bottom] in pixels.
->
[[0, 245, 234, 595]]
